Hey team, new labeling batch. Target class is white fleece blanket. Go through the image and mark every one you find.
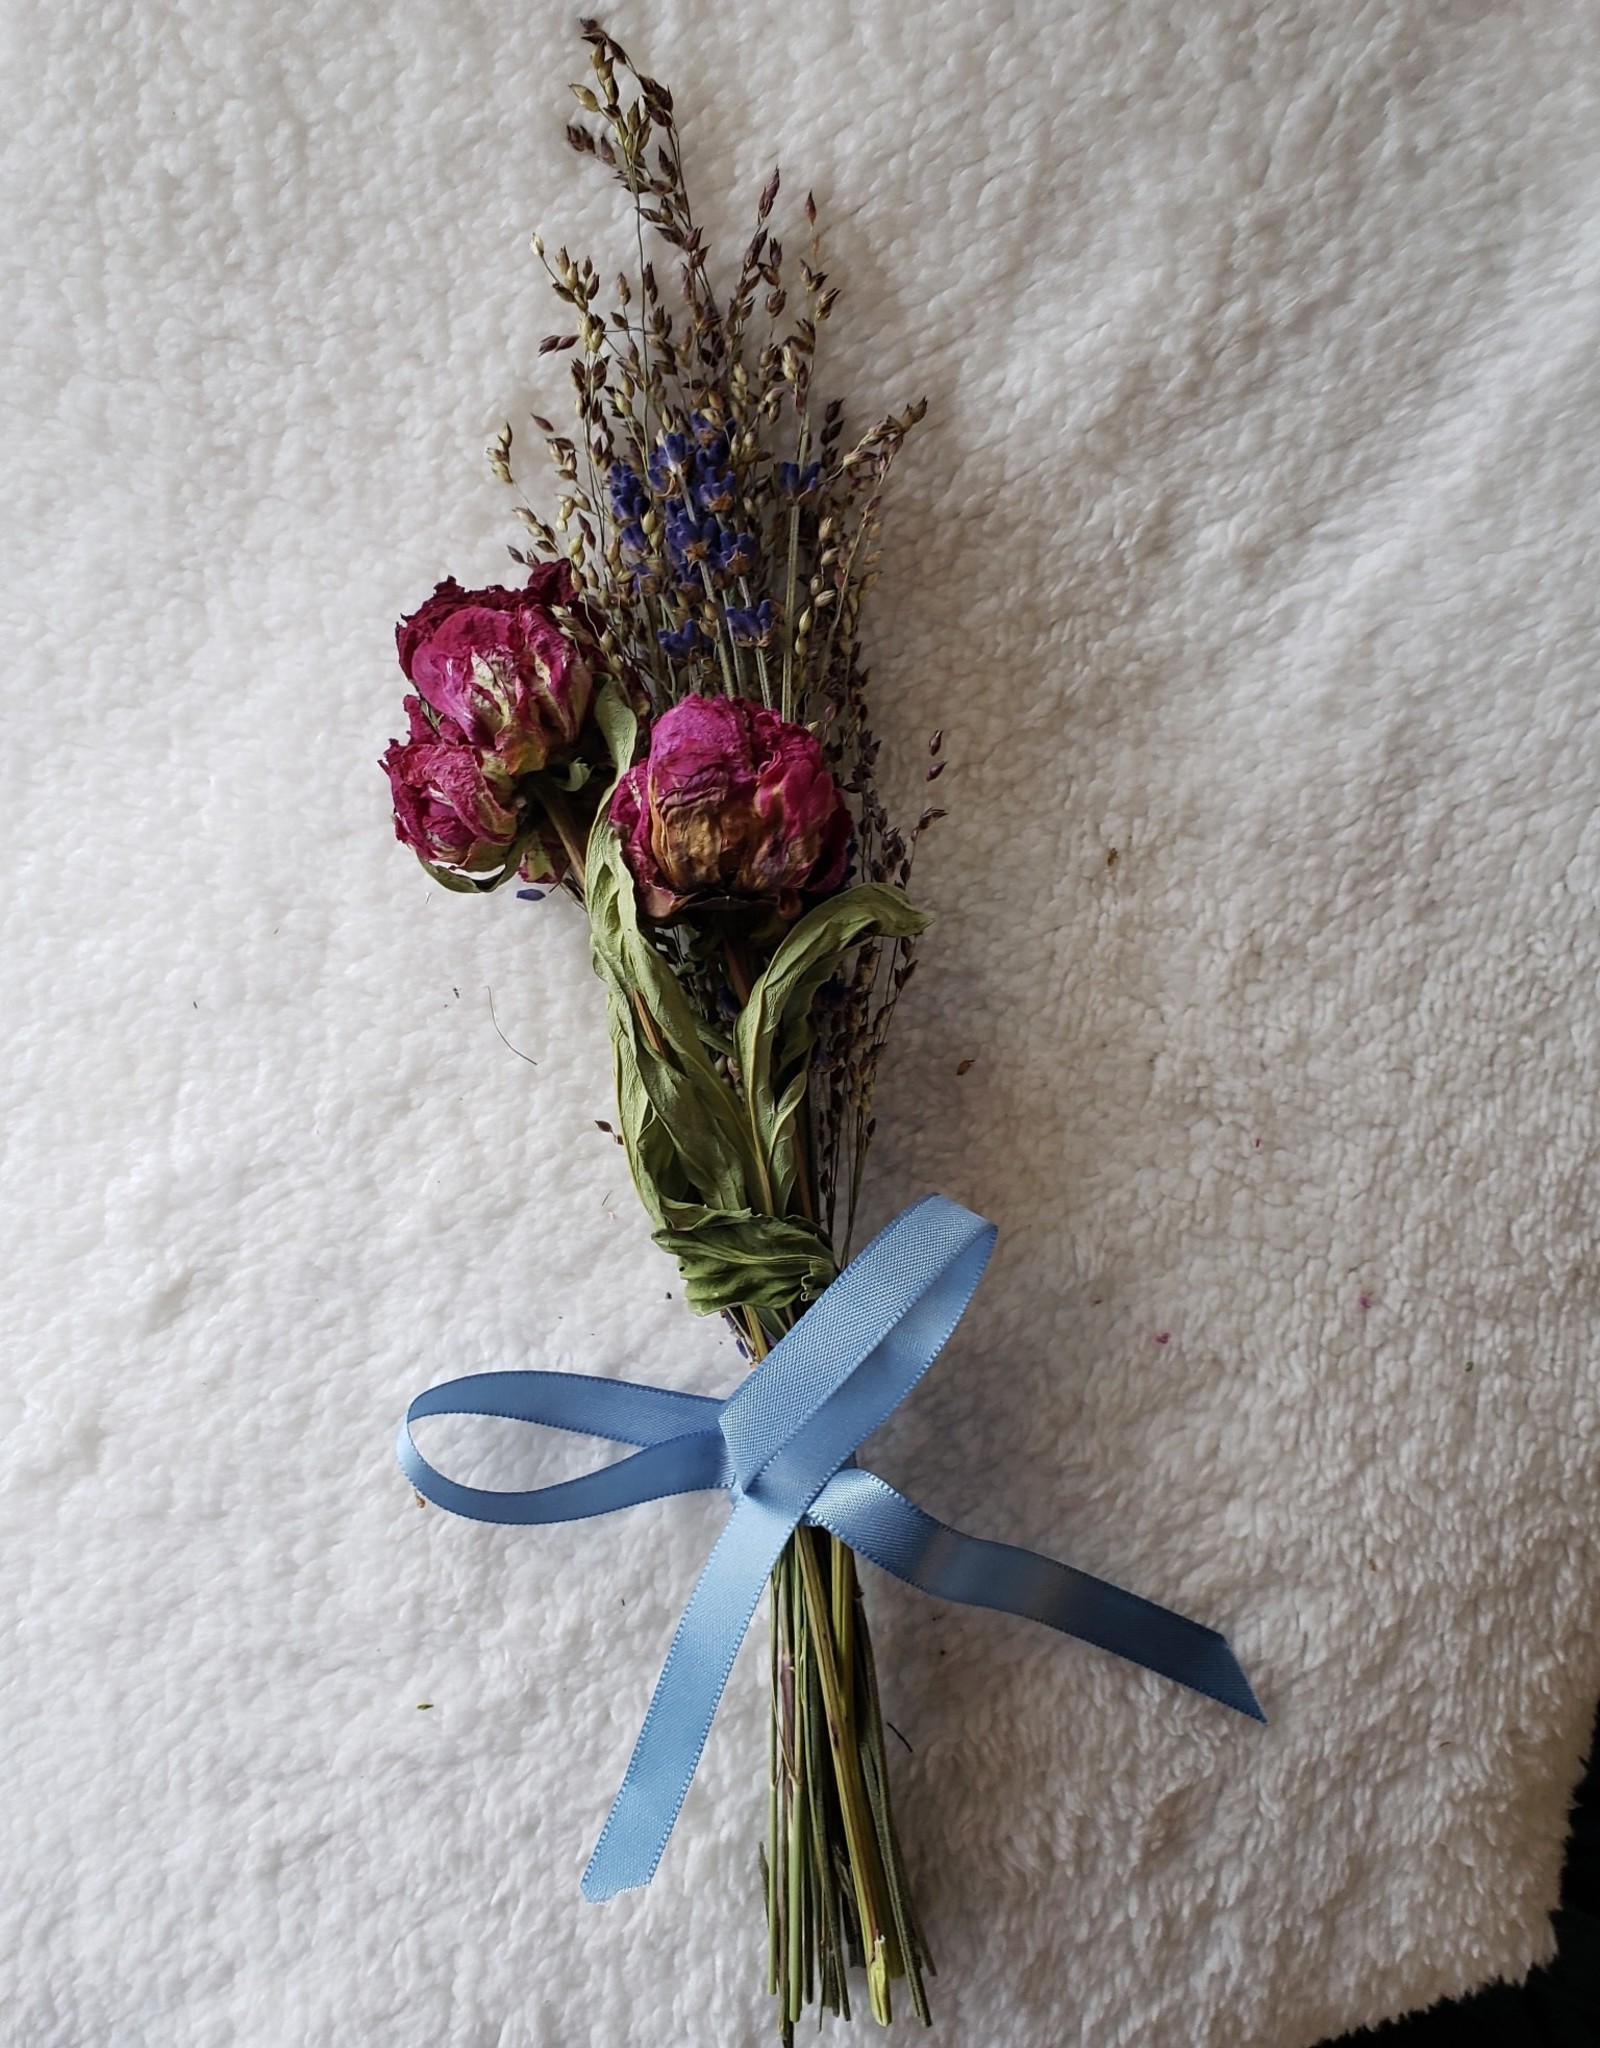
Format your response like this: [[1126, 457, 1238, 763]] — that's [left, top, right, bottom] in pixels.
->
[[6, 3, 1600, 2043]]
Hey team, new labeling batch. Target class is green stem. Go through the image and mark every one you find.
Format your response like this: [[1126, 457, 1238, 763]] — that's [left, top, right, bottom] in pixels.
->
[[795, 1529, 897, 2023], [779, 420, 809, 722], [739, 573, 775, 708], [629, 160, 653, 454], [537, 784, 591, 901], [748, 1140, 930, 2039], [786, 1552, 806, 2027], [698, 563, 741, 698]]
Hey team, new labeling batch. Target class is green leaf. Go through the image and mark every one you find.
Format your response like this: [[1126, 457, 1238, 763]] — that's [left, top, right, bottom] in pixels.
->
[[583, 802, 922, 1317], [653, 1209, 836, 1315], [419, 858, 502, 894], [735, 884, 928, 1212], [418, 839, 530, 894], [592, 679, 638, 783], [586, 820, 761, 1227]]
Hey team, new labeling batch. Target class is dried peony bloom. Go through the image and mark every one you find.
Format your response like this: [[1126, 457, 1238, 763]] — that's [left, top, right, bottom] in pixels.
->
[[396, 564, 593, 777], [382, 698, 520, 872], [610, 694, 851, 921]]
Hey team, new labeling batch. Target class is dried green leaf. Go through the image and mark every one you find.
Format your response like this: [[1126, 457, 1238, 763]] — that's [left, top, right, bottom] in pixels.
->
[[735, 884, 927, 1211], [652, 1209, 833, 1314], [586, 820, 766, 1244]]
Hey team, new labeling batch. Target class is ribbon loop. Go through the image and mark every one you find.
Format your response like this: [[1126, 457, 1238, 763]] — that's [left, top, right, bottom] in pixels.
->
[[398, 1195, 1264, 1901], [400, 1370, 729, 1527]]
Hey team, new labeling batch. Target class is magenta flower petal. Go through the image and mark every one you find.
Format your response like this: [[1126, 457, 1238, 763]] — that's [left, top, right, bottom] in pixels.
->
[[382, 723, 519, 872], [609, 695, 852, 920], [395, 567, 594, 778]]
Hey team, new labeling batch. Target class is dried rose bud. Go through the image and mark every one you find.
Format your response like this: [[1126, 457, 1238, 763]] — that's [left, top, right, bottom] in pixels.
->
[[396, 563, 593, 777], [610, 694, 851, 921], [382, 698, 519, 872]]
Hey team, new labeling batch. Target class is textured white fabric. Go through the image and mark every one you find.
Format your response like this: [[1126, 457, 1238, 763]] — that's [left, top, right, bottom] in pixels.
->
[[6, 3, 1600, 2043]]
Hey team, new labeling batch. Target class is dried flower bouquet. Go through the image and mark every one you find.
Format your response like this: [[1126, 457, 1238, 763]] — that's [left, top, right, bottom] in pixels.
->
[[385, 21, 943, 2034], [383, 21, 1260, 2039]]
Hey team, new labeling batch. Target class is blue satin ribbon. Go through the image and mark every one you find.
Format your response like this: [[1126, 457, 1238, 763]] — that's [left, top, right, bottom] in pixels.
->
[[398, 1194, 1263, 1901]]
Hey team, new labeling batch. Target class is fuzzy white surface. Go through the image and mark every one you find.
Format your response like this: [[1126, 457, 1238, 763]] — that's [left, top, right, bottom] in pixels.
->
[[6, 2, 1600, 2043]]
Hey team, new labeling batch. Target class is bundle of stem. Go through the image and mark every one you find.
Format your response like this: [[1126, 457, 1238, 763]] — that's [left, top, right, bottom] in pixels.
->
[[744, 1315, 932, 2038]]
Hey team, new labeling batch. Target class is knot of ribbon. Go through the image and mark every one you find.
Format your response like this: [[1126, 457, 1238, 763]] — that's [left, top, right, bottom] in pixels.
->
[[398, 1194, 1263, 1902]]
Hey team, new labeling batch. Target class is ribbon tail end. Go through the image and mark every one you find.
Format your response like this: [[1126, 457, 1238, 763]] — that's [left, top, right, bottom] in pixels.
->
[[1210, 1645, 1267, 1725], [580, 1852, 635, 1904]]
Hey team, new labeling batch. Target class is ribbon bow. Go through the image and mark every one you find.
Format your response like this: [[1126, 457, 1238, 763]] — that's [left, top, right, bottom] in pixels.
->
[[398, 1194, 1263, 1901]]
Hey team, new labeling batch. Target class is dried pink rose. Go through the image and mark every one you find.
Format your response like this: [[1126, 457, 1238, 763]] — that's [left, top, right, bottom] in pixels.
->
[[610, 694, 851, 921], [396, 564, 593, 777], [381, 698, 519, 872]]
